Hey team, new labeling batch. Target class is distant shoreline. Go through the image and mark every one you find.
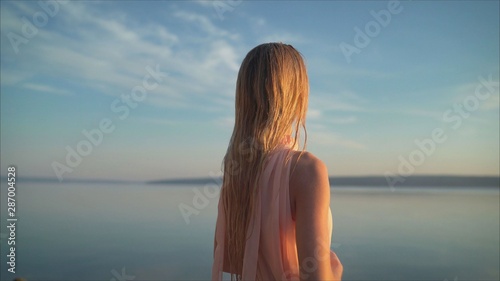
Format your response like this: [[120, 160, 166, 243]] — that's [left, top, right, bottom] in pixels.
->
[[4, 175, 498, 188], [148, 175, 500, 188]]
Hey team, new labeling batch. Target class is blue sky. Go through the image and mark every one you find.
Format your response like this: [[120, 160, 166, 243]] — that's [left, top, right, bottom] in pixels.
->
[[1, 0, 499, 181]]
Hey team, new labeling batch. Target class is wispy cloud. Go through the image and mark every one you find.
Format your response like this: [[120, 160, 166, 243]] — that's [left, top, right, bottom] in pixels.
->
[[173, 10, 239, 40], [130, 116, 178, 126], [452, 80, 499, 111], [213, 116, 235, 129], [393, 109, 443, 121], [308, 130, 366, 150], [23, 83, 73, 96], [328, 116, 357, 124], [2, 2, 244, 111], [371, 78, 499, 121], [309, 90, 366, 114], [0, 69, 32, 86], [307, 109, 322, 120]]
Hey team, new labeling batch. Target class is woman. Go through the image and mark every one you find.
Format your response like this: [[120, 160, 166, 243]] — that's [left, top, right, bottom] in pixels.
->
[[212, 43, 343, 281]]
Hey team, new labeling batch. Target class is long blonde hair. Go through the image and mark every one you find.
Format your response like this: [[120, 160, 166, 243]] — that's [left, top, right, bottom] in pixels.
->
[[220, 43, 309, 280]]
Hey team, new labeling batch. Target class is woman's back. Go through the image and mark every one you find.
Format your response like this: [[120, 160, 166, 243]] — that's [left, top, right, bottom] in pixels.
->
[[212, 140, 340, 280]]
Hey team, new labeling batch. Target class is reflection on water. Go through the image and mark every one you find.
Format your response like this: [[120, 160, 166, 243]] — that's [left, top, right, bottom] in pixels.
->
[[0, 183, 498, 280]]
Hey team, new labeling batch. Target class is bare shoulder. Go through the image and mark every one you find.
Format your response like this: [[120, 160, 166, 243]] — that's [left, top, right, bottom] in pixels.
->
[[290, 151, 329, 184], [289, 151, 330, 199]]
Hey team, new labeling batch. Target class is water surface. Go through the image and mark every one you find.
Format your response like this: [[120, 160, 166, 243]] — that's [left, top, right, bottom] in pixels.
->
[[0, 183, 498, 280]]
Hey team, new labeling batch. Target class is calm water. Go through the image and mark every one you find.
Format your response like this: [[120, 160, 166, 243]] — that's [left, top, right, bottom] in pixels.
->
[[0, 182, 498, 280]]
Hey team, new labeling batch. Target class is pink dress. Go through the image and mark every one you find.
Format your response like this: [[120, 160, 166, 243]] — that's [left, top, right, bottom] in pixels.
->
[[212, 140, 333, 280]]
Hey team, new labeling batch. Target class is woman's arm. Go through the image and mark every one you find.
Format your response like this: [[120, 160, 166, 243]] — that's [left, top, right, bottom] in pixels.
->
[[291, 152, 343, 281]]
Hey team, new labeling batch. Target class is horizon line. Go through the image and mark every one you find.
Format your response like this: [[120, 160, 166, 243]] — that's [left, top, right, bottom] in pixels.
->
[[1, 174, 499, 187]]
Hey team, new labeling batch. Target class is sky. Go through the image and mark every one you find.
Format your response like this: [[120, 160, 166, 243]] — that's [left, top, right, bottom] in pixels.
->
[[1, 0, 499, 182]]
